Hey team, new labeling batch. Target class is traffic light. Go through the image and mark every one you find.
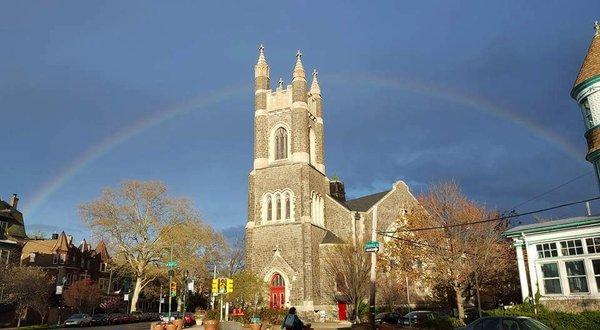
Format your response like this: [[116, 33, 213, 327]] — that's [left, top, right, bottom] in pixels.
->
[[211, 278, 218, 294], [226, 278, 234, 293], [170, 281, 177, 297], [218, 278, 227, 294]]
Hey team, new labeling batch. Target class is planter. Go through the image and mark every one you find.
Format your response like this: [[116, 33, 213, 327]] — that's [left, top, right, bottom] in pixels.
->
[[173, 319, 184, 330], [152, 322, 166, 330], [204, 319, 219, 330], [166, 324, 177, 330]]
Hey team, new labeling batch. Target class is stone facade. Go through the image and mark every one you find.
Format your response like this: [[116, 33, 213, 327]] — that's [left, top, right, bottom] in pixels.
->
[[245, 46, 419, 314]]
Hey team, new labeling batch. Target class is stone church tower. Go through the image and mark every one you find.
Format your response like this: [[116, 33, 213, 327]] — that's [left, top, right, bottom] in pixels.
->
[[245, 45, 419, 315]]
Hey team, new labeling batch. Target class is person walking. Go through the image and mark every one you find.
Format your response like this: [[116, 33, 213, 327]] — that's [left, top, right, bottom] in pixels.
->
[[282, 307, 304, 330]]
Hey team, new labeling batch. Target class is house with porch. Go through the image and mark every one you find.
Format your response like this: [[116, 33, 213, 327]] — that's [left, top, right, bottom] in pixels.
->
[[504, 215, 600, 311]]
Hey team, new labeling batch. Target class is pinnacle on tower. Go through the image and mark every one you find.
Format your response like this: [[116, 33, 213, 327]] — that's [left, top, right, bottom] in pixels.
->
[[255, 43, 270, 79], [277, 78, 284, 89], [595, 21, 600, 36], [293, 49, 305, 80], [309, 69, 321, 96]]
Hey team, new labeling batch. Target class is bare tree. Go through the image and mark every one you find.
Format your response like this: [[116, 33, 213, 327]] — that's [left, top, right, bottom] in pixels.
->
[[322, 242, 370, 323], [63, 279, 103, 314], [79, 180, 225, 312], [387, 181, 513, 321], [0, 266, 52, 328]]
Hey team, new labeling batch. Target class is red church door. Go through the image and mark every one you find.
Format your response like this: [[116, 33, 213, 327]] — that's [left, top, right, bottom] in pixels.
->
[[338, 302, 348, 321], [269, 273, 285, 309]]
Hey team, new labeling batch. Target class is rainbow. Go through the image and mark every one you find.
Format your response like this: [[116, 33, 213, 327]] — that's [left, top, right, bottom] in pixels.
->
[[327, 73, 585, 162], [23, 85, 247, 217], [23, 73, 587, 219]]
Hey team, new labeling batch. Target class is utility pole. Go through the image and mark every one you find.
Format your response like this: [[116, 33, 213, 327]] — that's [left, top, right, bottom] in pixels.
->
[[368, 205, 378, 329], [159, 284, 163, 313], [406, 276, 411, 313], [168, 245, 173, 322]]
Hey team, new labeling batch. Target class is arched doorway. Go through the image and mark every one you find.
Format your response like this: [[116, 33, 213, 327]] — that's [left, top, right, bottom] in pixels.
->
[[269, 273, 285, 309]]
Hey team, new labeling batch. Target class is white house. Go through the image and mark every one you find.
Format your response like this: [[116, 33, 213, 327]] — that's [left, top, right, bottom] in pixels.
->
[[504, 216, 600, 310]]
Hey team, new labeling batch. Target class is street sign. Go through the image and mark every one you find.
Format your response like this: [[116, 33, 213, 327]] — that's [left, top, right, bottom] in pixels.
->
[[165, 261, 178, 268], [364, 240, 380, 253]]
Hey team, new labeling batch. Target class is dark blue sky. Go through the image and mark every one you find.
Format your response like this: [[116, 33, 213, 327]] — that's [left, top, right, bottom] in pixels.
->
[[2, 1, 600, 241]]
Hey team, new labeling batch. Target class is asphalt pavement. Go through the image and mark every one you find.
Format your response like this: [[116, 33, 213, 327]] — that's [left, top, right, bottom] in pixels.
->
[[84, 322, 152, 330]]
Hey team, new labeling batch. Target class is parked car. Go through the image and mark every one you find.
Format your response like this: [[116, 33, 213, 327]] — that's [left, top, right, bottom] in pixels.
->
[[375, 311, 402, 325], [399, 310, 441, 326], [90, 314, 109, 326], [64, 313, 92, 327], [459, 316, 550, 330]]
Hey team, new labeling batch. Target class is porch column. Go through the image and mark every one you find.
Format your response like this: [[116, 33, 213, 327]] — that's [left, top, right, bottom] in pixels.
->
[[514, 241, 530, 302]]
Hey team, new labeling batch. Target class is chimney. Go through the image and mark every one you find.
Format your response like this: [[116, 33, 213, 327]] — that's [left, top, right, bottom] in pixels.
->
[[329, 176, 346, 202], [52, 233, 59, 240], [10, 193, 19, 209], [67, 235, 73, 245]]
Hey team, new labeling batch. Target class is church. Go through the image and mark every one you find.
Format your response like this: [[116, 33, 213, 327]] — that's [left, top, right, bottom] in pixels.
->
[[244, 45, 419, 316]]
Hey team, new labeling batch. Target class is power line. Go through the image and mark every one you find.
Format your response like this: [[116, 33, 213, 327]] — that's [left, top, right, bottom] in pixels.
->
[[377, 231, 517, 262], [385, 196, 600, 233], [511, 171, 593, 210]]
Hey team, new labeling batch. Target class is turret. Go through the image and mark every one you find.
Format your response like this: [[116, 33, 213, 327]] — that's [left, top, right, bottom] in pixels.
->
[[309, 69, 322, 117], [292, 50, 307, 103], [291, 50, 310, 164], [571, 21, 600, 188]]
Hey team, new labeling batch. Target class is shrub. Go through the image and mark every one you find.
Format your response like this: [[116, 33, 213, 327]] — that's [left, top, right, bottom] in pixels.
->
[[485, 304, 600, 330]]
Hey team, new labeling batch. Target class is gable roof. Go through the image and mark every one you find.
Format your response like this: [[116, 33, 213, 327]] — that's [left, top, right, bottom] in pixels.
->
[[320, 231, 346, 244], [344, 190, 390, 212], [503, 215, 600, 237]]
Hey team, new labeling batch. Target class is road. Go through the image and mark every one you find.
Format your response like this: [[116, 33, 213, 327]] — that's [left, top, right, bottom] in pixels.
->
[[85, 322, 152, 330]]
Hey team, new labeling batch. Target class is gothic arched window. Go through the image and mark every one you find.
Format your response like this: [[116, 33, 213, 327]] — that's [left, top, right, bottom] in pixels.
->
[[275, 127, 288, 160], [276, 194, 282, 220], [285, 193, 291, 219], [267, 196, 272, 221]]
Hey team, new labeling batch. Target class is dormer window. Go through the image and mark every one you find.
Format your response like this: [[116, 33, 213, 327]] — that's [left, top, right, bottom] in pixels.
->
[[29, 253, 36, 263], [0, 221, 7, 236]]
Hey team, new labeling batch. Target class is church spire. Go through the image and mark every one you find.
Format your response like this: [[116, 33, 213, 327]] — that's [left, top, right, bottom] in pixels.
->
[[293, 50, 305, 80], [309, 69, 321, 96], [255, 43, 270, 80]]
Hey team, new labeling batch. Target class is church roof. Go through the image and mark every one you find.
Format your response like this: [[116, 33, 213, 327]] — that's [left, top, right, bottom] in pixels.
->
[[344, 190, 390, 212], [320, 231, 346, 244], [573, 22, 600, 91]]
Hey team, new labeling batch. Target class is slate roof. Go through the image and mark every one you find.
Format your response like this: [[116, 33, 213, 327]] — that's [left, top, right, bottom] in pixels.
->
[[344, 190, 390, 212], [320, 231, 346, 244], [0, 200, 26, 239], [503, 215, 600, 237], [574, 25, 600, 88]]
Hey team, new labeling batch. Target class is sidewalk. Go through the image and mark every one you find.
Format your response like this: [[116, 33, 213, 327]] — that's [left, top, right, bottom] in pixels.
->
[[190, 321, 352, 330]]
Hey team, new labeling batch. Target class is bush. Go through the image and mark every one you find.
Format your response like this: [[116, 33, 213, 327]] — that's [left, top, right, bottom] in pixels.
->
[[420, 316, 463, 330], [485, 303, 600, 330]]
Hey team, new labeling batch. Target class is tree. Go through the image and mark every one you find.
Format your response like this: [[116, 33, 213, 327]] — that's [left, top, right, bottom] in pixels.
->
[[63, 279, 103, 314], [385, 181, 514, 321], [223, 270, 267, 308], [0, 266, 52, 328], [79, 180, 226, 312], [322, 242, 370, 323]]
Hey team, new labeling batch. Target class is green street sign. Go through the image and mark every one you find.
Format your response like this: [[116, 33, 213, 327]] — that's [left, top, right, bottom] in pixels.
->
[[165, 261, 178, 268], [364, 241, 380, 253]]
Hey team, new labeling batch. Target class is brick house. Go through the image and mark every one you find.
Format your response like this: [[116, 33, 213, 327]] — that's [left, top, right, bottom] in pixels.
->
[[21, 232, 114, 292], [0, 194, 27, 266]]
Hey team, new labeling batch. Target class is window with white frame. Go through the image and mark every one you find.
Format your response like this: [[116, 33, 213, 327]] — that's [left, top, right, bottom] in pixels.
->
[[59, 253, 66, 265], [541, 262, 562, 294], [565, 260, 589, 293], [99, 278, 109, 291], [560, 239, 584, 256], [53, 253, 59, 264], [100, 262, 107, 272], [587, 237, 600, 254], [592, 260, 600, 291], [262, 191, 294, 223], [0, 250, 9, 265], [29, 253, 36, 263], [536, 243, 558, 258]]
